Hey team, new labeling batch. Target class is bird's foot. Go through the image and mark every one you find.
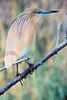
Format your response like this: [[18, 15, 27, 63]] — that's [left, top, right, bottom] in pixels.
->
[[25, 60, 33, 74], [16, 73, 23, 86], [29, 65, 33, 74]]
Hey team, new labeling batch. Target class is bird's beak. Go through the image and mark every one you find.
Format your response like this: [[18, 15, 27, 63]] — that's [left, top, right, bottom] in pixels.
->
[[38, 10, 59, 15]]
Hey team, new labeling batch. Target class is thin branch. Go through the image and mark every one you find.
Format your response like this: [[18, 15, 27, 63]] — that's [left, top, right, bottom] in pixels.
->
[[66, 15, 67, 41], [13, 57, 31, 65], [56, 22, 62, 46], [0, 57, 31, 72], [0, 20, 67, 95]]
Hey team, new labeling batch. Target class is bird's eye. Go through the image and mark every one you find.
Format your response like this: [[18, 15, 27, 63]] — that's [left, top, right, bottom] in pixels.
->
[[38, 11, 42, 14], [38, 10, 45, 15]]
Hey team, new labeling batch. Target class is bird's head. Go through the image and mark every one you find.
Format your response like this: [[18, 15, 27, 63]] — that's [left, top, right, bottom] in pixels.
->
[[23, 7, 59, 20]]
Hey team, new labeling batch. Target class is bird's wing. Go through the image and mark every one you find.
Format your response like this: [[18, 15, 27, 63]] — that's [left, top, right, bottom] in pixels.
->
[[4, 17, 35, 68], [7, 13, 26, 36]]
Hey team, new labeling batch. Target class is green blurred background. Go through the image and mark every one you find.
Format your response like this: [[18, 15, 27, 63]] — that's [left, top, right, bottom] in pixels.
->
[[0, 0, 67, 100]]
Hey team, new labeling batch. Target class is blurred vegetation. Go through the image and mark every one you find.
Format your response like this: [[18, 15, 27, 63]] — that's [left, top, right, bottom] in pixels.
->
[[0, 0, 67, 100]]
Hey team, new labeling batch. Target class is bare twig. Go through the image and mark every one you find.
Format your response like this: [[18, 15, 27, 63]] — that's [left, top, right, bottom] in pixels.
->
[[0, 20, 67, 95], [0, 67, 6, 72], [0, 57, 31, 72], [13, 56, 31, 65], [56, 22, 62, 46], [66, 13, 67, 40]]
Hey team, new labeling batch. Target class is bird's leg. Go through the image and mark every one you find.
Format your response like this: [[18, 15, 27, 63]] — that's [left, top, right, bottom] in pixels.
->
[[25, 60, 33, 74], [16, 63, 23, 86]]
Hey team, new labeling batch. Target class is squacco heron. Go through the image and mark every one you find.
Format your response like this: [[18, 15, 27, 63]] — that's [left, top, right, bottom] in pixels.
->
[[1, 8, 59, 76]]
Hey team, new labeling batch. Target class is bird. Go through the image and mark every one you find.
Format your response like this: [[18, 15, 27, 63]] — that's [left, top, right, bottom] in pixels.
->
[[0, 8, 59, 75]]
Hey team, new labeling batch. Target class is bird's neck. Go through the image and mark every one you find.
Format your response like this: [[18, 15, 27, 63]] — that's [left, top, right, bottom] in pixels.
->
[[31, 16, 39, 31]]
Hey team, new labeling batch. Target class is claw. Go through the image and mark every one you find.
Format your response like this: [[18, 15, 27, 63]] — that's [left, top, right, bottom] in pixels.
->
[[25, 60, 33, 74], [18, 75, 23, 86], [25, 60, 33, 66], [16, 73, 23, 86], [29, 66, 33, 74]]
